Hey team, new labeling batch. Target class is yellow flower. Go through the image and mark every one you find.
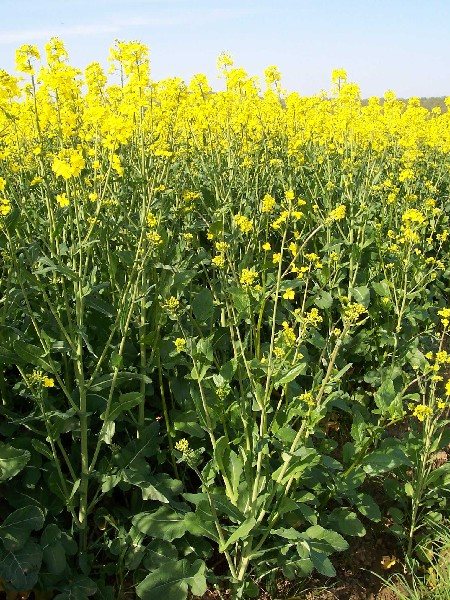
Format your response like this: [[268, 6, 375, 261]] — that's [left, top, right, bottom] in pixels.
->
[[233, 214, 253, 234], [438, 308, 450, 328], [43, 376, 55, 388], [343, 302, 366, 324], [175, 438, 189, 452], [272, 252, 282, 264], [240, 268, 257, 287], [283, 288, 295, 300], [15, 44, 40, 74], [285, 189, 295, 201], [412, 404, 433, 422], [211, 254, 225, 268], [174, 338, 186, 353], [0, 178, 5, 192], [262, 242, 271, 251], [402, 208, 426, 225], [162, 296, 180, 314], [328, 204, 346, 221], [215, 241, 229, 253], [56, 193, 70, 208], [299, 391, 314, 406], [281, 321, 297, 345], [0, 198, 12, 216], [147, 231, 163, 246], [304, 308, 323, 327], [445, 380, 450, 396], [147, 212, 158, 227], [261, 194, 276, 213], [52, 149, 85, 180]]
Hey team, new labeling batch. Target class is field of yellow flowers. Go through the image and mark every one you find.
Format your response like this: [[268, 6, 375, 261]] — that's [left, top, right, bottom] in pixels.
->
[[0, 38, 450, 599]]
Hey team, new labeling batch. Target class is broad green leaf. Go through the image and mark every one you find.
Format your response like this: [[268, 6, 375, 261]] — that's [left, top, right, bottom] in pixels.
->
[[272, 447, 319, 485], [350, 285, 370, 307], [0, 505, 45, 551], [89, 372, 149, 392], [184, 511, 219, 542], [53, 576, 97, 599], [0, 443, 30, 482], [192, 289, 214, 322], [372, 280, 390, 297], [275, 362, 307, 386], [132, 507, 187, 541], [362, 446, 410, 475], [103, 391, 142, 421], [13, 340, 53, 372], [136, 558, 205, 600], [229, 451, 243, 498], [374, 379, 397, 413], [41, 524, 66, 575], [356, 493, 381, 521], [315, 291, 333, 309], [143, 540, 178, 570], [220, 517, 256, 552], [305, 525, 348, 551], [0, 540, 42, 590], [273, 527, 303, 540], [31, 439, 53, 461], [310, 550, 336, 577], [34, 256, 79, 281], [327, 508, 366, 537]]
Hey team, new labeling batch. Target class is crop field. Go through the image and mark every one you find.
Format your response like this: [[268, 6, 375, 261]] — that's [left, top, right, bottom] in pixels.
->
[[0, 39, 450, 599]]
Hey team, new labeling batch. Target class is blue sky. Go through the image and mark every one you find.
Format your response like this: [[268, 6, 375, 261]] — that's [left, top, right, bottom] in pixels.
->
[[0, 0, 449, 97]]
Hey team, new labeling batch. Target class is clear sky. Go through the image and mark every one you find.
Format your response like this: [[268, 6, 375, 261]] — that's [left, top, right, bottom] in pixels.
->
[[0, 0, 449, 98]]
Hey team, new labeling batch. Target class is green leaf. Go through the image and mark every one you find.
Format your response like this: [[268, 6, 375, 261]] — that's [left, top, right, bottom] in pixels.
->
[[0, 505, 45, 552], [143, 540, 178, 570], [89, 372, 149, 392], [184, 511, 219, 542], [136, 559, 205, 600], [372, 280, 390, 297], [192, 289, 214, 322], [350, 285, 370, 307], [211, 493, 245, 523], [272, 447, 319, 485], [53, 576, 97, 599], [132, 507, 187, 541], [41, 524, 66, 575], [273, 527, 303, 540], [356, 493, 381, 521], [305, 525, 348, 551], [362, 446, 410, 475], [315, 291, 333, 309], [229, 451, 243, 498], [103, 391, 142, 421], [31, 439, 53, 461], [310, 550, 336, 577], [34, 256, 79, 282], [0, 540, 43, 590], [0, 443, 30, 481], [214, 436, 239, 502], [219, 517, 256, 552], [84, 294, 115, 317], [275, 362, 307, 386], [374, 379, 397, 413], [327, 508, 366, 537], [13, 340, 54, 372]]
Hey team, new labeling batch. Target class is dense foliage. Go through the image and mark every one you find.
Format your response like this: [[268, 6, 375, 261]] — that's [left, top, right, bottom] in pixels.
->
[[0, 39, 450, 599]]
